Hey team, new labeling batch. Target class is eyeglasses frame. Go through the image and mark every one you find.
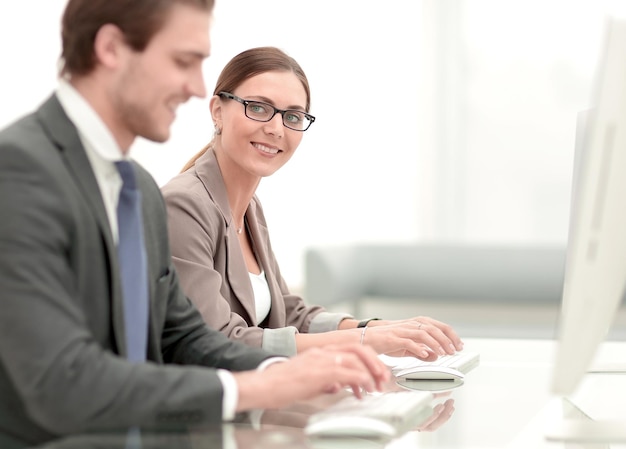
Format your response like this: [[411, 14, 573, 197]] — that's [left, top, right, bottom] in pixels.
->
[[218, 91, 315, 132]]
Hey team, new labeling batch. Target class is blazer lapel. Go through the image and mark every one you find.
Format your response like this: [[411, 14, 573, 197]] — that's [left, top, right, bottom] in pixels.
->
[[195, 149, 257, 324], [244, 200, 287, 327], [37, 94, 126, 355]]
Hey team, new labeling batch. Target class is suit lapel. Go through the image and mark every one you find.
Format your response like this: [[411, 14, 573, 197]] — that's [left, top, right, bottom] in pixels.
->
[[36, 95, 126, 355], [195, 149, 257, 324]]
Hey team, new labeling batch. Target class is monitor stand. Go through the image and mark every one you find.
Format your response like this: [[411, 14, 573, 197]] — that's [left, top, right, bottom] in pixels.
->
[[588, 362, 626, 373], [544, 394, 626, 444], [545, 419, 626, 443]]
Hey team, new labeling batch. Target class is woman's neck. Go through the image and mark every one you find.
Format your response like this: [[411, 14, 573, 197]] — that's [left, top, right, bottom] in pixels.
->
[[213, 146, 260, 224]]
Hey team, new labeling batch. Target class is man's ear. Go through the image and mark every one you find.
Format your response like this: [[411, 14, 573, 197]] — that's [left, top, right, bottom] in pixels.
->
[[93, 23, 127, 69]]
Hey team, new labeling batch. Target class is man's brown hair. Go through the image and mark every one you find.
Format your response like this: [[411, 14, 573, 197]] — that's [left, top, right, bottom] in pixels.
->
[[60, 0, 215, 77]]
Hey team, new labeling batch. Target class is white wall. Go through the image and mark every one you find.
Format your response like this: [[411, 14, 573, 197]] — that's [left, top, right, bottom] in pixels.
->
[[0, 1, 622, 288]]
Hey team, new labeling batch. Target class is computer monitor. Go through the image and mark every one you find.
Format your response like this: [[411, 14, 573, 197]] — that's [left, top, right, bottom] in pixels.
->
[[547, 15, 626, 442]]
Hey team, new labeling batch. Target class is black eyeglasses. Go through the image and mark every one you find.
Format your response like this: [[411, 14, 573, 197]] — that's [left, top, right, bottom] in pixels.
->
[[218, 91, 315, 132]]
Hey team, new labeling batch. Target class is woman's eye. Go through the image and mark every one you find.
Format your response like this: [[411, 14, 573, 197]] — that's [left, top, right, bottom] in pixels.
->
[[285, 112, 304, 123], [249, 104, 267, 114]]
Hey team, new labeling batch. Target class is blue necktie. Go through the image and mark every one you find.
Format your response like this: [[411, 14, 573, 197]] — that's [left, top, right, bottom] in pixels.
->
[[115, 161, 149, 363]]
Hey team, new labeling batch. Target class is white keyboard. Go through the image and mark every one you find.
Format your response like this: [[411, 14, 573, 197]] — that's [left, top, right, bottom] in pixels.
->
[[305, 390, 433, 439]]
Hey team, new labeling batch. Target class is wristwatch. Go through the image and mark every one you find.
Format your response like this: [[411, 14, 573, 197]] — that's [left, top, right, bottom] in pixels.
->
[[356, 318, 381, 328]]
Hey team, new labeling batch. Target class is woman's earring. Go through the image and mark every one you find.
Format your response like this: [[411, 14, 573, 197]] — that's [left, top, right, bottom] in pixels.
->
[[215, 125, 222, 136]]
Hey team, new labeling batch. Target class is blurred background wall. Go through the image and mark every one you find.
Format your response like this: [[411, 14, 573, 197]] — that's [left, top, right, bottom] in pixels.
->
[[1, 0, 624, 289]]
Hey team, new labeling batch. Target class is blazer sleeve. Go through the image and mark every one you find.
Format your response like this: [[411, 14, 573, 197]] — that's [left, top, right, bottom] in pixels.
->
[[252, 198, 353, 335], [163, 175, 351, 355], [269, 254, 352, 335]]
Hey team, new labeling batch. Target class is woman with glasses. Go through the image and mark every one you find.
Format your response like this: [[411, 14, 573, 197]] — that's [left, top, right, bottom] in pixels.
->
[[161, 46, 464, 360]]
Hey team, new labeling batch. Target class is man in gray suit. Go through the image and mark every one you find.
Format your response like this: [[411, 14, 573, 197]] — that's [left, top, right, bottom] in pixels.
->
[[0, 0, 388, 446]]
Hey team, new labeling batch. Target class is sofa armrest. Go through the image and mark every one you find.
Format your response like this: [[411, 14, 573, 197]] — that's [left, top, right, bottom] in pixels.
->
[[304, 244, 566, 307]]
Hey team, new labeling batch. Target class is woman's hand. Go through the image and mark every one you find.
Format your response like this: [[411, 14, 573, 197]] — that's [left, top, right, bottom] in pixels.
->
[[359, 316, 464, 359]]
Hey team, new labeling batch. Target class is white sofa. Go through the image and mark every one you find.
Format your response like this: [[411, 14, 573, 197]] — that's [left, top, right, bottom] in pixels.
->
[[304, 243, 569, 339]]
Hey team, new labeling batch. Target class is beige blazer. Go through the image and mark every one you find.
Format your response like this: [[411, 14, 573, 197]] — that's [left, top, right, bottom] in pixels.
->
[[162, 149, 349, 355]]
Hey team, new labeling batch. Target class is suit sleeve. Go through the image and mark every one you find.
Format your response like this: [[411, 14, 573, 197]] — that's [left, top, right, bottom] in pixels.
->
[[0, 139, 267, 437]]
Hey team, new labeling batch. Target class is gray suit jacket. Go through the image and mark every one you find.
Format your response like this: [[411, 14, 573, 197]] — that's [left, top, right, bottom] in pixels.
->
[[0, 95, 273, 445], [162, 149, 348, 355]]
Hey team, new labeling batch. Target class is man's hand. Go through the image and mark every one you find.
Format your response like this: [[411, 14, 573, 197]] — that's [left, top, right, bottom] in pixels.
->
[[234, 344, 390, 412]]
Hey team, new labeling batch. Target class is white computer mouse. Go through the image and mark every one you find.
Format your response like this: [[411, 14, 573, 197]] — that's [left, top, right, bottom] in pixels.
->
[[395, 365, 465, 381], [305, 416, 396, 438]]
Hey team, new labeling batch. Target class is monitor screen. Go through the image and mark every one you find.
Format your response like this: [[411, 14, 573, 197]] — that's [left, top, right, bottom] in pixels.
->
[[547, 15, 626, 443], [551, 15, 626, 398]]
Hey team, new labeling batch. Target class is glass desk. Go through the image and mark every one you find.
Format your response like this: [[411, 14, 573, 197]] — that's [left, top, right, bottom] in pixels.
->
[[7, 338, 626, 449]]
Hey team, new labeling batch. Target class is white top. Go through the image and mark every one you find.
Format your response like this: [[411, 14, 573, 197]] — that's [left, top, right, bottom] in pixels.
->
[[249, 270, 271, 325]]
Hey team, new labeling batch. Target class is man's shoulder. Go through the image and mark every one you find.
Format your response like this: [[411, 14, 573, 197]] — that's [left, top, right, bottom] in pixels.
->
[[0, 113, 57, 174], [0, 110, 39, 144], [0, 95, 64, 154]]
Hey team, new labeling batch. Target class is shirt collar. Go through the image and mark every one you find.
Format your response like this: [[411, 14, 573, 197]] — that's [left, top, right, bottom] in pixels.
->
[[56, 79, 128, 162]]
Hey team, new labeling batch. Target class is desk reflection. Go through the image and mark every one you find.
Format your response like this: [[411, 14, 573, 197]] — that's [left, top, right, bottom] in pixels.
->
[[9, 381, 457, 449], [28, 429, 222, 449], [251, 380, 456, 433]]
